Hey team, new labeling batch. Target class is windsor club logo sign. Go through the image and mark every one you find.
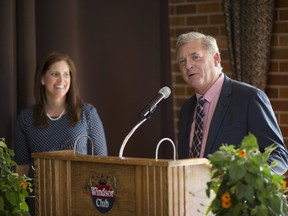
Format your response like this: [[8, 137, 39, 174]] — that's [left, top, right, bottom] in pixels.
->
[[87, 172, 117, 213]]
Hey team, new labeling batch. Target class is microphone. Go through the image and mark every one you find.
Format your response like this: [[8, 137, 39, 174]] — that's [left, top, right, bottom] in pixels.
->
[[119, 86, 171, 157], [138, 86, 171, 119]]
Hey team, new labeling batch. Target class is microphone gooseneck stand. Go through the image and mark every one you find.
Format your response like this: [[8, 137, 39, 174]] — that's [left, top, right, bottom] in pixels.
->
[[118, 118, 147, 158]]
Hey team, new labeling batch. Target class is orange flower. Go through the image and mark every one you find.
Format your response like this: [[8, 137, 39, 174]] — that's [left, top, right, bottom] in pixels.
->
[[222, 200, 232, 209], [221, 193, 231, 202], [20, 181, 27, 190], [238, 149, 246, 158], [221, 193, 231, 208], [282, 181, 287, 190]]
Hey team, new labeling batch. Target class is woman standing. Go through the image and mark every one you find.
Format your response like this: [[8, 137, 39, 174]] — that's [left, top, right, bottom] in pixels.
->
[[14, 51, 108, 177]]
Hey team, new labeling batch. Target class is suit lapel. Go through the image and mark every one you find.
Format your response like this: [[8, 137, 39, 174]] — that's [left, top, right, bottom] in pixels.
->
[[204, 75, 233, 156]]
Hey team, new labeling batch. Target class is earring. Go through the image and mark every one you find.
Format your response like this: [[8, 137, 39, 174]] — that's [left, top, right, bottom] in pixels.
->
[[41, 80, 44, 85]]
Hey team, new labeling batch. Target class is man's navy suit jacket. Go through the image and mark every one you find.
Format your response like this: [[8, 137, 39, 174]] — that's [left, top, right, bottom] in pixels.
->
[[178, 75, 288, 175]]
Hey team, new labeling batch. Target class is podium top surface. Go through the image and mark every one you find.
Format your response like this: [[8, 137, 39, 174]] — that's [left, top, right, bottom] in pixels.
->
[[32, 150, 211, 168]]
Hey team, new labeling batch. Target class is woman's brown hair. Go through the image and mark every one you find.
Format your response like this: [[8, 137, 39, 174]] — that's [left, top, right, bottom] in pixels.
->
[[33, 51, 81, 127]]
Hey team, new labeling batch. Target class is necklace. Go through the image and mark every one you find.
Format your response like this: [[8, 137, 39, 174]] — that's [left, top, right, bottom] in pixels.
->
[[46, 109, 65, 121]]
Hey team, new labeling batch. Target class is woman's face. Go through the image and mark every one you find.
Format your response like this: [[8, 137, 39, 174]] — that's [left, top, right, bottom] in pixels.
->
[[42, 60, 71, 101]]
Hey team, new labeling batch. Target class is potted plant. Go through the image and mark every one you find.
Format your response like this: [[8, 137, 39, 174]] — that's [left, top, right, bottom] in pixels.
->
[[206, 133, 288, 216], [0, 138, 32, 215]]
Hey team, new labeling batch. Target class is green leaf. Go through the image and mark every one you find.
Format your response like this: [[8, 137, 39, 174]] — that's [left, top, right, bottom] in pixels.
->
[[241, 133, 258, 150], [245, 188, 255, 204], [228, 162, 247, 183], [271, 174, 285, 187], [209, 150, 231, 166], [20, 201, 29, 211], [0, 141, 7, 148], [268, 193, 283, 214], [254, 177, 264, 190], [235, 182, 247, 200], [263, 144, 278, 160], [6, 191, 18, 206], [244, 171, 255, 183], [251, 204, 268, 216], [256, 189, 270, 204], [235, 181, 254, 204]]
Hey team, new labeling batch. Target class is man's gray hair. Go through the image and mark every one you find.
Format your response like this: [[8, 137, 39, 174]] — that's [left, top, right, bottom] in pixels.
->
[[176, 32, 219, 55], [176, 32, 222, 70]]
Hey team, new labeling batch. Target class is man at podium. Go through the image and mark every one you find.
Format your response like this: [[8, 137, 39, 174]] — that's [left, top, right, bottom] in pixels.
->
[[176, 32, 288, 175]]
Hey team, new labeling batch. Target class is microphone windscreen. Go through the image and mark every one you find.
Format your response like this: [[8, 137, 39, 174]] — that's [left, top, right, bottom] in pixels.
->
[[159, 86, 171, 99]]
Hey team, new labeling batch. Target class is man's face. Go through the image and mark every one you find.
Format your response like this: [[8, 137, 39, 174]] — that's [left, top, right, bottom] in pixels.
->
[[177, 39, 220, 95]]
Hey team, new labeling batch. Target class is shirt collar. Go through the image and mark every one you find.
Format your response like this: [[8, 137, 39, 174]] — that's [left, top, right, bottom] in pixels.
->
[[196, 73, 224, 103]]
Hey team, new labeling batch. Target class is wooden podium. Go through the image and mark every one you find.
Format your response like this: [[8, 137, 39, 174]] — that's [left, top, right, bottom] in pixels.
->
[[32, 151, 212, 216]]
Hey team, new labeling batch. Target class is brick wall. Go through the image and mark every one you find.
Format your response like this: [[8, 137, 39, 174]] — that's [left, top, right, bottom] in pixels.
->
[[169, 0, 288, 149], [268, 0, 288, 145]]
